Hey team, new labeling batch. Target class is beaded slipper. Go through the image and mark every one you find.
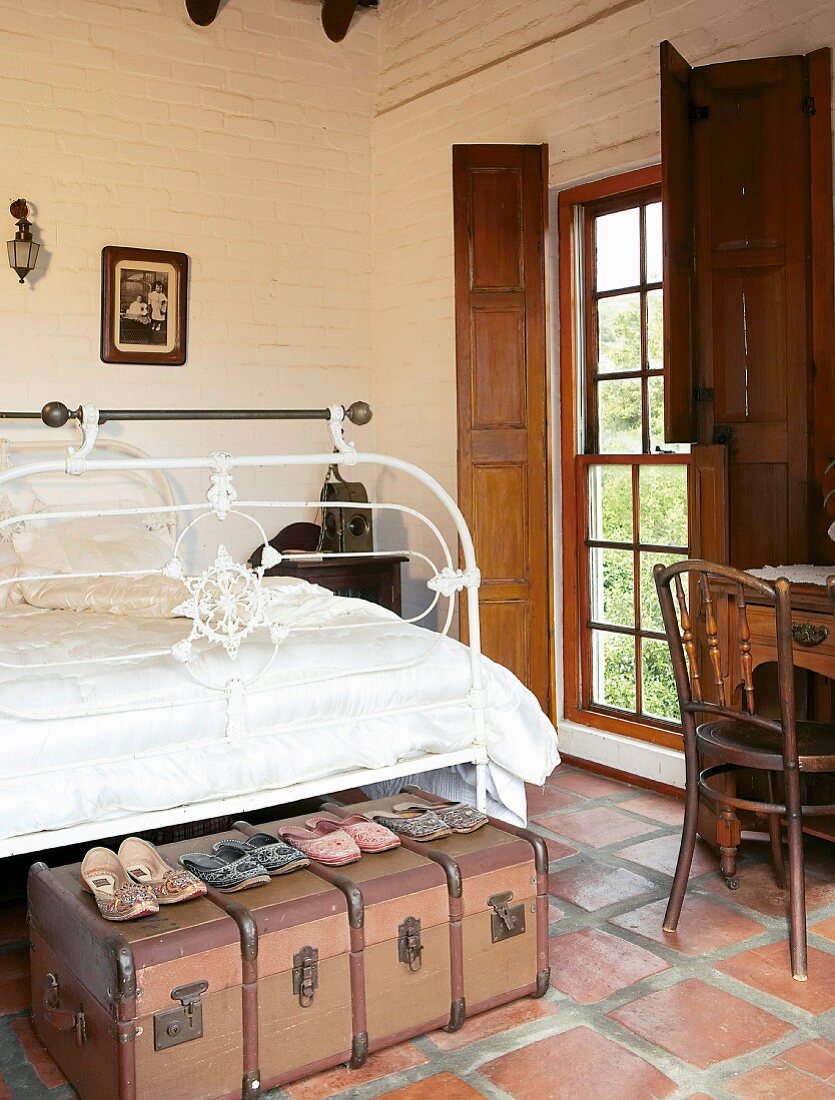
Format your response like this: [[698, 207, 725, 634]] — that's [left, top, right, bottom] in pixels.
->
[[306, 814, 400, 853], [179, 850, 270, 892], [80, 847, 159, 921], [277, 823, 362, 866], [368, 808, 452, 842], [118, 837, 207, 904], [212, 832, 310, 875], [393, 800, 488, 834]]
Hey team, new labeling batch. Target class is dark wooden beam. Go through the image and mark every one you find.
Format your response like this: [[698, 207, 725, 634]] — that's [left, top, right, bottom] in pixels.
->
[[185, 0, 222, 26], [321, 0, 357, 42]]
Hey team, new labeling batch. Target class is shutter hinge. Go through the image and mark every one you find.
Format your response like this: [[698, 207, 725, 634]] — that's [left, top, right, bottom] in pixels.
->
[[694, 386, 714, 403], [803, 96, 816, 116], [688, 104, 710, 123]]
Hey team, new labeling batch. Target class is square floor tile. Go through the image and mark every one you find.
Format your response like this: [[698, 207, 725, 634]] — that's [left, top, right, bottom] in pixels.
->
[[549, 862, 657, 912], [379, 1073, 486, 1099], [609, 978, 794, 1069], [551, 770, 636, 799], [9, 1019, 66, 1089], [548, 901, 565, 923], [283, 1043, 427, 1100], [616, 833, 717, 878], [527, 784, 582, 816], [811, 915, 835, 943], [428, 997, 558, 1052], [705, 861, 835, 918], [0, 903, 26, 948], [0, 948, 29, 1015], [616, 793, 685, 827], [543, 837, 579, 864], [480, 1025, 677, 1099], [539, 806, 659, 849], [725, 1062, 833, 1098], [548, 928, 668, 1003], [780, 1039, 835, 1081], [609, 895, 765, 955], [716, 941, 835, 1015]]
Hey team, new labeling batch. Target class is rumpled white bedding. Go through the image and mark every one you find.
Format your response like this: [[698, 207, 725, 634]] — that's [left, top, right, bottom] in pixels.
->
[[0, 595, 559, 843]]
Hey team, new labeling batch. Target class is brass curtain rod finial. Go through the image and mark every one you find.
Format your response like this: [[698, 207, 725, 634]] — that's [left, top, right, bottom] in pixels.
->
[[346, 400, 372, 425]]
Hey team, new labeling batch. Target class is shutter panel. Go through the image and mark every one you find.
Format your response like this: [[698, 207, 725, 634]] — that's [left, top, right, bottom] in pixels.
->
[[661, 40, 697, 444], [806, 47, 835, 561], [453, 144, 551, 713], [690, 444, 728, 563]]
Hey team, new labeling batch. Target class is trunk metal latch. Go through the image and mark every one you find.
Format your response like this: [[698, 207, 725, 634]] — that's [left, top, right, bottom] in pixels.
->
[[293, 946, 319, 1008], [398, 916, 423, 972], [43, 973, 87, 1047], [488, 891, 526, 943], [154, 980, 208, 1051]]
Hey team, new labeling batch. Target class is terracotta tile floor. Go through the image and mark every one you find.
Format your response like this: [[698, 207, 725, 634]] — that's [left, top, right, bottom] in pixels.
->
[[0, 762, 832, 1099]]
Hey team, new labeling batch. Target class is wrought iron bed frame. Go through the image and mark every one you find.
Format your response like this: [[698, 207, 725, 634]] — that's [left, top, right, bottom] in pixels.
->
[[0, 401, 488, 857]]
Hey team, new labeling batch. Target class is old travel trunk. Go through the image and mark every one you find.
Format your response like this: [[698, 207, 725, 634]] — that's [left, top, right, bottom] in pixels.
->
[[28, 859, 251, 1100], [247, 810, 453, 1053], [326, 787, 550, 1023], [156, 828, 355, 1095]]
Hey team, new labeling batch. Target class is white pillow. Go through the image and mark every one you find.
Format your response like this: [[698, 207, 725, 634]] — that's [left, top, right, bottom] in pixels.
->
[[18, 575, 188, 617], [13, 514, 173, 575]]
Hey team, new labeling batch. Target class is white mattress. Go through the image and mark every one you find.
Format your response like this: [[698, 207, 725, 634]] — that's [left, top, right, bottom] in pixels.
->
[[0, 599, 559, 842]]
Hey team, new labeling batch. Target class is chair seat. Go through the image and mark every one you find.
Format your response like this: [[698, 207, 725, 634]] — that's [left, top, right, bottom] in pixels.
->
[[698, 718, 835, 772]]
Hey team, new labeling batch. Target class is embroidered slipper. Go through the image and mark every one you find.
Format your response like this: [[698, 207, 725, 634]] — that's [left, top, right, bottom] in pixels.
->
[[118, 837, 207, 904], [277, 824, 362, 866], [367, 808, 452, 842], [212, 833, 310, 875], [178, 850, 271, 892], [393, 800, 488, 834], [80, 847, 159, 921], [306, 814, 400, 854]]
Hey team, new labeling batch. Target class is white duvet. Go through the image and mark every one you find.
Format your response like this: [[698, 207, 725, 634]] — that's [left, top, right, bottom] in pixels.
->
[[0, 591, 559, 844]]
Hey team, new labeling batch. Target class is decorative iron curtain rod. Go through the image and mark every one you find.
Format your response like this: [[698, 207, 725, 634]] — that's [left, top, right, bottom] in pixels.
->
[[0, 400, 373, 428]]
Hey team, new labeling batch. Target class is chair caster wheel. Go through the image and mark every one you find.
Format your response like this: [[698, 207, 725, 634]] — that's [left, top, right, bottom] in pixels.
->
[[724, 876, 740, 891]]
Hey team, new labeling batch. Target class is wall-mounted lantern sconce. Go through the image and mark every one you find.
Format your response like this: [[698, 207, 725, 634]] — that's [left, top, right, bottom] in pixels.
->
[[7, 200, 40, 284]]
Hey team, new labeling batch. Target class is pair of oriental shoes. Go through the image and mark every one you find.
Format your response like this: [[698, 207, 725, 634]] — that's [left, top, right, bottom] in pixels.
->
[[277, 814, 401, 866], [368, 800, 488, 842], [81, 837, 207, 922]]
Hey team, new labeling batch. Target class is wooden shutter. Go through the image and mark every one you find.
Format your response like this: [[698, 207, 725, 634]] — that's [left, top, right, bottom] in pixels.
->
[[453, 144, 551, 713], [690, 444, 728, 563], [661, 40, 696, 444]]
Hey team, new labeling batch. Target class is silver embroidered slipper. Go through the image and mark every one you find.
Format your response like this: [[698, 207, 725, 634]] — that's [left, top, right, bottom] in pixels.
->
[[368, 808, 452, 842], [179, 850, 270, 892], [212, 833, 310, 875], [393, 801, 488, 834]]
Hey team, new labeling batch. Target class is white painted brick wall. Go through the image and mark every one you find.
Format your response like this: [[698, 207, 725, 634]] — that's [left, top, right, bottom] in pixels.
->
[[0, 0, 377, 561], [371, 0, 835, 627]]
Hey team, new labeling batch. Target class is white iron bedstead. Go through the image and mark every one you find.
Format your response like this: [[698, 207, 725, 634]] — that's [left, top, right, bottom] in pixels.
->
[[0, 404, 494, 858]]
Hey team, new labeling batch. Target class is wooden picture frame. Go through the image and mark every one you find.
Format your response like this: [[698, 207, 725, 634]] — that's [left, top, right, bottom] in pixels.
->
[[100, 246, 188, 365]]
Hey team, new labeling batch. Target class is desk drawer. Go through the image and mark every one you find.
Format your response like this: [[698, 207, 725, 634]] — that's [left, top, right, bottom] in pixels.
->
[[747, 606, 835, 661]]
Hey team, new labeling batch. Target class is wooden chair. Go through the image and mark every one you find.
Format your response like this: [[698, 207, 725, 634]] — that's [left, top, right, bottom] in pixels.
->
[[655, 560, 835, 981]]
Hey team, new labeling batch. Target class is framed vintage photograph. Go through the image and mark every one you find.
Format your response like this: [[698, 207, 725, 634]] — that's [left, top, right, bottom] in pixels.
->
[[100, 246, 188, 365]]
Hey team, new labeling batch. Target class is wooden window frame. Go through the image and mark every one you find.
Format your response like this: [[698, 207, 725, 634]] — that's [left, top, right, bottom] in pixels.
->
[[559, 165, 687, 750]]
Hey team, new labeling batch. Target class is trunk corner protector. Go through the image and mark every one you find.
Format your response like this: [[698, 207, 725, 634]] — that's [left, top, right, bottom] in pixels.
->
[[242, 1068, 261, 1097], [534, 967, 551, 998], [226, 901, 259, 962], [108, 936, 137, 1002], [350, 1031, 368, 1068], [327, 875, 364, 929], [446, 997, 466, 1032]]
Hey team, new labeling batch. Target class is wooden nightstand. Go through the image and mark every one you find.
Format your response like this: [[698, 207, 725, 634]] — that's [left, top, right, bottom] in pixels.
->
[[264, 554, 408, 615]]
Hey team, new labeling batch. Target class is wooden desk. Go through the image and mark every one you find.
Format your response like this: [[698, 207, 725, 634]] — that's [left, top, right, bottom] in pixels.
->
[[715, 579, 834, 843]]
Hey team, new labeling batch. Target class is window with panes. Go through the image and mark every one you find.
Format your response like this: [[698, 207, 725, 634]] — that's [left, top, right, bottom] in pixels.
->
[[576, 185, 690, 730]]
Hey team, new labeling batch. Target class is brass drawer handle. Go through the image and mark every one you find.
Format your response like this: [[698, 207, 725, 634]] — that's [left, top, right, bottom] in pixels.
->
[[791, 622, 829, 647]]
